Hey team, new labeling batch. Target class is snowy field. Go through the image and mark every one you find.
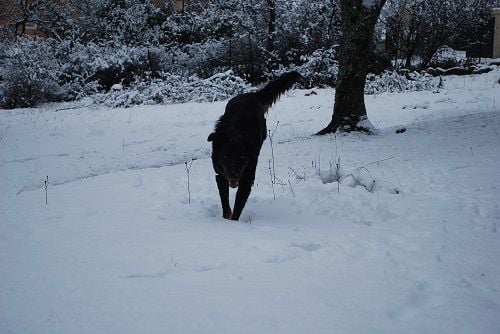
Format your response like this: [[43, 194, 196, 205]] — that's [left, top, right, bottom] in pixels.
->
[[1, 69, 500, 334]]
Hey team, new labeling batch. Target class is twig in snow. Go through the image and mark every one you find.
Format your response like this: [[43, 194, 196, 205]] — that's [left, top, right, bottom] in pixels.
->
[[170, 254, 177, 268], [354, 156, 395, 170], [335, 156, 341, 194], [185, 160, 193, 203], [268, 120, 279, 184], [44, 176, 49, 205], [55, 103, 92, 112], [289, 167, 306, 181], [288, 179, 295, 198], [268, 159, 276, 200]]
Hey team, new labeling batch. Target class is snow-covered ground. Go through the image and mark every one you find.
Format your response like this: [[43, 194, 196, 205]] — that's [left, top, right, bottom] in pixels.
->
[[1, 69, 499, 334]]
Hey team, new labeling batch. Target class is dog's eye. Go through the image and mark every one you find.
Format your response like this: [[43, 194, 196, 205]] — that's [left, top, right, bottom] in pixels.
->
[[240, 156, 247, 160], [222, 155, 228, 160]]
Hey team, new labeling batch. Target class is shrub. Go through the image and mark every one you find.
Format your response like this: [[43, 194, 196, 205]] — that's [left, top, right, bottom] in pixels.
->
[[92, 70, 249, 107], [0, 39, 62, 108], [271, 46, 339, 88], [0, 39, 175, 108], [365, 70, 436, 95]]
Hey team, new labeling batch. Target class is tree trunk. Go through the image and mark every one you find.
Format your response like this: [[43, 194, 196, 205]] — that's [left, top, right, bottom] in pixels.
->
[[317, 0, 386, 135]]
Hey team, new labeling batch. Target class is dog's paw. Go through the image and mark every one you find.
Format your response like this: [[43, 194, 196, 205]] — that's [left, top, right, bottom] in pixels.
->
[[223, 210, 233, 220]]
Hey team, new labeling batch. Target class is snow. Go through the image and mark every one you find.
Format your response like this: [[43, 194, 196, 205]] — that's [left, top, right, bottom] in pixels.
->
[[433, 46, 467, 63], [111, 83, 123, 91], [362, 0, 377, 8], [1, 68, 500, 334]]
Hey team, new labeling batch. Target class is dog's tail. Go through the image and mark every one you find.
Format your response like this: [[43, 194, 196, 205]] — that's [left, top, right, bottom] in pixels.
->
[[256, 71, 302, 111]]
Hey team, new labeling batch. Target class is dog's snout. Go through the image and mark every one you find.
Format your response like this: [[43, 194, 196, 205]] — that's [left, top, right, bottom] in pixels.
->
[[227, 169, 239, 179]]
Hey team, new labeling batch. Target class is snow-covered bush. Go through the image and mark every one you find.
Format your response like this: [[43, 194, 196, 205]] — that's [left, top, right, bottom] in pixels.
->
[[0, 39, 63, 108], [0, 36, 250, 109], [271, 47, 339, 88], [274, 0, 341, 65], [92, 70, 249, 107], [56, 0, 162, 45], [165, 40, 232, 79], [294, 47, 339, 87], [0, 39, 181, 108], [65, 43, 171, 91], [365, 71, 436, 95]]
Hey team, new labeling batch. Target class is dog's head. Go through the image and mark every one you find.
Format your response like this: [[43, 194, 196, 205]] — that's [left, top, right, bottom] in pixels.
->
[[207, 132, 253, 188]]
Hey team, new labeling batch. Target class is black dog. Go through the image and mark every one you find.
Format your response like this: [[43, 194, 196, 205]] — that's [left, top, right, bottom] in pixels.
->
[[207, 71, 302, 221]]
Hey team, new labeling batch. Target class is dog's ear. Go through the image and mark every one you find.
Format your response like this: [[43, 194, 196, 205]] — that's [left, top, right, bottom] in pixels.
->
[[207, 133, 216, 142]]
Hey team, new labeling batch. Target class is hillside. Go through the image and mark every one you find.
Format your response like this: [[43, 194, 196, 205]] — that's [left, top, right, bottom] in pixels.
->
[[1, 69, 499, 334]]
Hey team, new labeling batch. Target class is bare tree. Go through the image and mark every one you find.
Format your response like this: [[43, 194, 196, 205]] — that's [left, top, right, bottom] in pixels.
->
[[383, 0, 494, 69], [317, 0, 386, 135], [0, 0, 71, 40]]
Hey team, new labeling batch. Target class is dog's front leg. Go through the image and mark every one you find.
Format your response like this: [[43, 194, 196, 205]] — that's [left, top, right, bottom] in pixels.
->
[[215, 174, 232, 219], [231, 179, 252, 221]]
